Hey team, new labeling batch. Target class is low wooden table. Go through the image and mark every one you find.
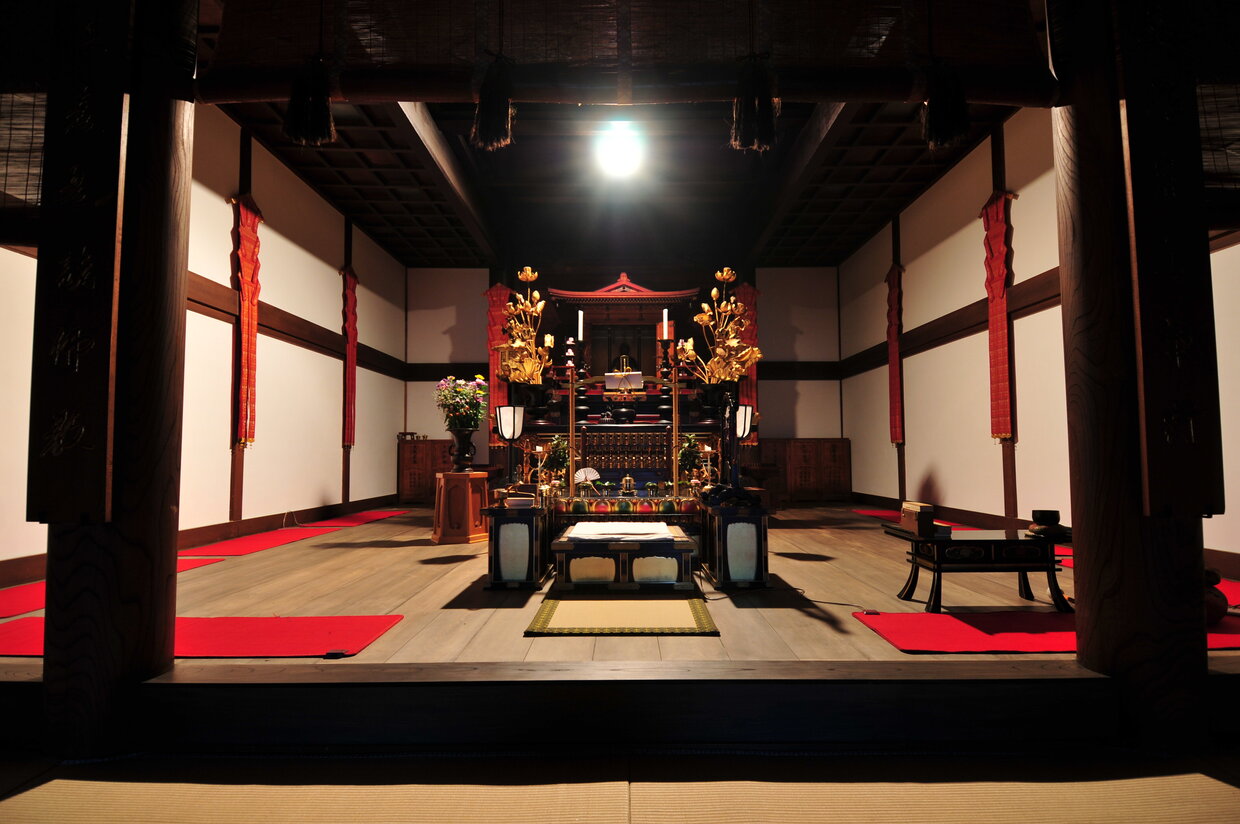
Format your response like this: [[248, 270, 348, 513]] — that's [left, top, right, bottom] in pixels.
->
[[550, 524, 697, 590], [883, 524, 1073, 613]]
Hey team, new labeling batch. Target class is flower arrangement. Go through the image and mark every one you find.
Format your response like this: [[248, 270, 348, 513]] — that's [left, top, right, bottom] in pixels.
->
[[434, 375, 488, 429], [494, 266, 552, 384], [676, 267, 762, 383]]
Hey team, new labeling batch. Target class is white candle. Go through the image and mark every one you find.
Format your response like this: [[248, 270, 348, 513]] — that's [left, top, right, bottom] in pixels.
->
[[662, 308, 668, 326], [578, 310, 584, 341]]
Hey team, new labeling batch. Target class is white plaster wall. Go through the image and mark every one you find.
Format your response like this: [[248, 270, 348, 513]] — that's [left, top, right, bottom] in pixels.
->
[[251, 142, 345, 333], [901, 137, 992, 329], [187, 105, 238, 287], [842, 366, 899, 499], [405, 380, 490, 463], [1204, 243, 1240, 554], [1005, 107, 1059, 282], [352, 227, 406, 359], [756, 267, 839, 361], [903, 332, 1004, 514], [179, 312, 234, 529], [350, 369, 405, 501], [1013, 308, 1072, 527], [838, 223, 893, 358], [406, 268, 490, 363], [0, 249, 47, 561], [758, 380, 841, 438], [242, 336, 343, 517]]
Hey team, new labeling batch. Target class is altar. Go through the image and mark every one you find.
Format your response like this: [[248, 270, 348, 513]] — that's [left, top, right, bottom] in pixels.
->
[[483, 268, 768, 591]]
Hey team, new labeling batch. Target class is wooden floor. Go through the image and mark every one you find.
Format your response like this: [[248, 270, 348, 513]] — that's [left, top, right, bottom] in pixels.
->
[[172, 505, 1081, 665], [4, 505, 1235, 669]]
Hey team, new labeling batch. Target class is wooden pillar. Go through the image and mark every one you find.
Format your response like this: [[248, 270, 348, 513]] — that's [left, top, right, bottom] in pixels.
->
[[33, 0, 196, 757], [1050, 0, 1210, 745]]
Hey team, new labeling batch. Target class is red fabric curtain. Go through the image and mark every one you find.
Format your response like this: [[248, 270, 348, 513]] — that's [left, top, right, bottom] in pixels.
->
[[341, 266, 359, 447], [484, 283, 511, 446], [980, 191, 1018, 439], [232, 196, 262, 446], [885, 263, 905, 444], [733, 282, 760, 440]]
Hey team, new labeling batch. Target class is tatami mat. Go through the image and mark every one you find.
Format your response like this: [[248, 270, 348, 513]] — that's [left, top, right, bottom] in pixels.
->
[[3, 752, 1239, 824]]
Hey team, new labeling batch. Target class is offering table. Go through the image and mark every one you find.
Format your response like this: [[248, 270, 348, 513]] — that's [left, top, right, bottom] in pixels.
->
[[550, 521, 696, 590]]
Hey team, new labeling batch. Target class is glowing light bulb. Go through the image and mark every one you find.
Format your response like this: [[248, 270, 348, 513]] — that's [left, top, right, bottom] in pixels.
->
[[595, 121, 643, 178]]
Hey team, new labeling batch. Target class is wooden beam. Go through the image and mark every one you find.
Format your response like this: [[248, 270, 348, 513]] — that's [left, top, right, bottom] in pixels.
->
[[1050, 0, 1206, 746], [196, 64, 1059, 107], [745, 101, 849, 264], [39, 0, 196, 758], [394, 102, 497, 264]]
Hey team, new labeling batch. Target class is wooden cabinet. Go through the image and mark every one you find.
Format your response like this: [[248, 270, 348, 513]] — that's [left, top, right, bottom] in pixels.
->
[[398, 435, 453, 503], [755, 438, 851, 505]]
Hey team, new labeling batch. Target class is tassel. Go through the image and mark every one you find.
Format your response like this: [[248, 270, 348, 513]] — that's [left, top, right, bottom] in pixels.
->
[[921, 64, 969, 151], [283, 56, 336, 146], [471, 54, 515, 150], [730, 55, 780, 152]]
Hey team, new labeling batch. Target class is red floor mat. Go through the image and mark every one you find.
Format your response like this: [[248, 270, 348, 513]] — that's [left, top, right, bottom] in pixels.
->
[[177, 558, 224, 572], [0, 582, 44, 619], [178, 527, 340, 556], [0, 614, 403, 658], [853, 611, 1240, 653], [304, 510, 410, 527]]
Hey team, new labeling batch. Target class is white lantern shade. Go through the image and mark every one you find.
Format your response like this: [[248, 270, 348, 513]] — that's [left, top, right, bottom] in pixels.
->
[[735, 404, 754, 440], [497, 405, 525, 441]]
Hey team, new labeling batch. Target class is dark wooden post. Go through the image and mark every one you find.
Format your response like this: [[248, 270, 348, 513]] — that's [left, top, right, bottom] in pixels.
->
[[1050, 0, 1211, 745], [33, 0, 196, 757]]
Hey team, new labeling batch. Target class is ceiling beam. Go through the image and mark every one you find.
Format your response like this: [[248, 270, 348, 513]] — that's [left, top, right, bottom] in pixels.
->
[[393, 102, 498, 264], [743, 101, 850, 265], [196, 63, 1059, 108]]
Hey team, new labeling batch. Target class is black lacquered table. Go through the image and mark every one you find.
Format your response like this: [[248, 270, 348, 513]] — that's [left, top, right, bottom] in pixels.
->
[[883, 524, 1073, 614]]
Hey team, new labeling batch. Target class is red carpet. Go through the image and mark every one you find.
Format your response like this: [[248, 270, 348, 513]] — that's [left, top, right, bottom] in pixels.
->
[[0, 582, 44, 618], [177, 558, 224, 572], [853, 509, 900, 522], [0, 562, 222, 619], [853, 509, 978, 530], [1219, 578, 1240, 607], [305, 510, 410, 527], [0, 614, 402, 658], [853, 611, 1240, 653], [178, 527, 340, 557]]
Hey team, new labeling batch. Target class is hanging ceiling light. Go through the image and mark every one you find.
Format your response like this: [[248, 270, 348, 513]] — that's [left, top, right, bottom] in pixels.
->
[[594, 121, 644, 178]]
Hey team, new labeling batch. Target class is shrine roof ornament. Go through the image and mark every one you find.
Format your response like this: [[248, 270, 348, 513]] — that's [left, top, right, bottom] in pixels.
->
[[547, 272, 699, 303]]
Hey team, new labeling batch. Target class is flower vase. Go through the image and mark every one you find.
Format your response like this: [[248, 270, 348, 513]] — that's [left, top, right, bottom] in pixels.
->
[[448, 428, 477, 472]]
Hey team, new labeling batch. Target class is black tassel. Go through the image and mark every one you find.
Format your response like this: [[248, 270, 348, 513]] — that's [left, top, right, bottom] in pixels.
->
[[921, 64, 969, 151], [731, 55, 780, 152], [471, 55, 515, 151], [283, 56, 336, 146]]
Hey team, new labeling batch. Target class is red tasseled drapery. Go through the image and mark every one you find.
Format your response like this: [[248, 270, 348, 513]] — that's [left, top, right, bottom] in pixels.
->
[[484, 283, 511, 446], [885, 263, 905, 444], [341, 266, 359, 447], [980, 191, 1018, 439], [733, 282, 760, 440], [232, 195, 262, 446]]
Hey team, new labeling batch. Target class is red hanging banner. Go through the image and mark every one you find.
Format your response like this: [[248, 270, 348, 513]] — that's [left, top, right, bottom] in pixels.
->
[[733, 282, 760, 437], [484, 282, 511, 446], [980, 190, 1018, 440], [341, 265, 359, 447], [231, 195, 262, 446], [885, 263, 905, 444]]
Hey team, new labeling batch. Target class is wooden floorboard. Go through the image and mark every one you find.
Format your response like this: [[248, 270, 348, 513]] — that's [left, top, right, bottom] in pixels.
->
[[7, 505, 1240, 673]]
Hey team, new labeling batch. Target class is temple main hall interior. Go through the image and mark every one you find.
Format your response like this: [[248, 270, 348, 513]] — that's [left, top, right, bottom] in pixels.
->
[[2, 0, 1240, 819]]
